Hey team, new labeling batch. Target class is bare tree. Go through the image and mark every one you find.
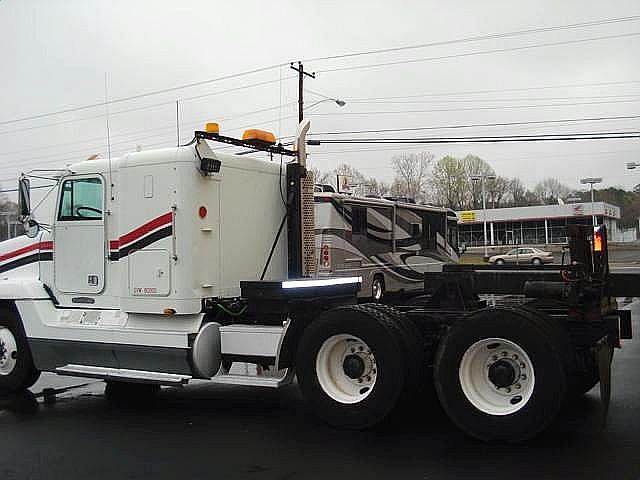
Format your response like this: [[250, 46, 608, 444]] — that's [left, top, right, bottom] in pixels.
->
[[488, 176, 509, 208], [463, 155, 495, 209], [366, 178, 391, 197], [534, 178, 571, 204], [308, 166, 330, 186], [308, 163, 366, 191], [391, 151, 434, 202], [506, 178, 527, 206], [429, 156, 467, 209]]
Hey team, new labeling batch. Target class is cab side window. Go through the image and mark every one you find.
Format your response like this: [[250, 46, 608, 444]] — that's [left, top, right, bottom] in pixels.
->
[[58, 177, 103, 221]]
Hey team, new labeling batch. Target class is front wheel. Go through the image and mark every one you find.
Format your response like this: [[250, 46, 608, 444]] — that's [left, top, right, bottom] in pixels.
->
[[0, 309, 40, 393], [371, 276, 385, 302], [531, 258, 542, 266], [495, 259, 505, 266], [434, 308, 567, 442], [296, 305, 407, 429]]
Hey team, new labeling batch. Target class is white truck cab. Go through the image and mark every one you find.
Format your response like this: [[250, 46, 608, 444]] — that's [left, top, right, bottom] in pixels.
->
[[0, 121, 346, 387]]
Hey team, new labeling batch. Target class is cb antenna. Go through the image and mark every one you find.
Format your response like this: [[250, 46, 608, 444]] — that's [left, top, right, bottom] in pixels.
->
[[104, 73, 114, 201]]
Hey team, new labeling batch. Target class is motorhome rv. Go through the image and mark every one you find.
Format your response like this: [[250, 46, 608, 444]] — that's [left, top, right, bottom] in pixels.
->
[[314, 191, 459, 300]]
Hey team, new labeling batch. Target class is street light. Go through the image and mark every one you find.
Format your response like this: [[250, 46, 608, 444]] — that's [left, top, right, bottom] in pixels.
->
[[305, 97, 347, 110], [580, 177, 602, 226], [470, 174, 496, 261]]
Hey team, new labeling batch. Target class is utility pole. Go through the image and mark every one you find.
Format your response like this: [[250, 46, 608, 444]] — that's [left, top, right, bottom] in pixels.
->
[[290, 61, 316, 122]]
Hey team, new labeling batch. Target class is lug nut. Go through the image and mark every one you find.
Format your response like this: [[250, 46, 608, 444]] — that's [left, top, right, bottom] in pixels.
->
[[521, 374, 527, 380], [512, 354, 518, 360], [358, 346, 364, 352], [357, 378, 363, 383], [351, 348, 356, 353], [515, 384, 521, 389], [520, 362, 525, 368], [502, 351, 508, 357], [505, 387, 511, 393]]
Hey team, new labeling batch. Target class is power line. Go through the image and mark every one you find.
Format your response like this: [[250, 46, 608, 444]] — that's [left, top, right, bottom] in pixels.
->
[[308, 98, 640, 117], [3, 110, 636, 173], [0, 108, 300, 173], [344, 80, 640, 101], [0, 76, 296, 136], [309, 114, 640, 136], [0, 102, 298, 161], [0, 63, 288, 126], [312, 131, 640, 145], [303, 15, 640, 62], [348, 94, 640, 105], [309, 145, 639, 158], [316, 32, 640, 74]]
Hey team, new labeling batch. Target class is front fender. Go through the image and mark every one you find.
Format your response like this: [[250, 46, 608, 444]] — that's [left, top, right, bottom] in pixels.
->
[[0, 278, 50, 300]]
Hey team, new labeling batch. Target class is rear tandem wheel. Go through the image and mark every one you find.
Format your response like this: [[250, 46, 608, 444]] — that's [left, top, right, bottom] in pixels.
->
[[296, 304, 411, 429], [433, 307, 569, 442]]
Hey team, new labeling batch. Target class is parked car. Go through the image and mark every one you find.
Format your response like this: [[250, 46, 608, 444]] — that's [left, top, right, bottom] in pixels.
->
[[488, 247, 554, 265]]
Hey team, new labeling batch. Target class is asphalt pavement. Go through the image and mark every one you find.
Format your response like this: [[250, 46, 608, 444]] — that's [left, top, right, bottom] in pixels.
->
[[1, 301, 639, 479]]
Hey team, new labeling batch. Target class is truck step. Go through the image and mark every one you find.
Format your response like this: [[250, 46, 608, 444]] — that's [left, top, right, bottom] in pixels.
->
[[210, 369, 295, 388], [55, 364, 192, 386]]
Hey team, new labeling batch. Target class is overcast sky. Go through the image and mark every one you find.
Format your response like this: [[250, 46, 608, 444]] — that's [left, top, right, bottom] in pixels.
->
[[1, 0, 639, 197]]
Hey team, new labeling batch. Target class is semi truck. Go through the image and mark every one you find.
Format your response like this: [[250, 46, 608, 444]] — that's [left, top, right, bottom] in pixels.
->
[[0, 120, 635, 442]]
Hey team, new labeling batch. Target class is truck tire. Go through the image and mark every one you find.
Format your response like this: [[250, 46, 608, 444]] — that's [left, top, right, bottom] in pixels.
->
[[296, 305, 407, 429], [0, 306, 40, 393], [434, 307, 567, 442], [360, 303, 426, 401]]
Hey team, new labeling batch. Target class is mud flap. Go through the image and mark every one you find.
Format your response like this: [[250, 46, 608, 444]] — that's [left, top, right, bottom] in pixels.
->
[[596, 338, 612, 417]]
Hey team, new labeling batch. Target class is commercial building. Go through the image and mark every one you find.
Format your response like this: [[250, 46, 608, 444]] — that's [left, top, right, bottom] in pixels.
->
[[457, 201, 631, 247]]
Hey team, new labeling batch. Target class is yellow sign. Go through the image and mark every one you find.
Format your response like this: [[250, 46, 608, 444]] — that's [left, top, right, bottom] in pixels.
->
[[460, 211, 476, 222]]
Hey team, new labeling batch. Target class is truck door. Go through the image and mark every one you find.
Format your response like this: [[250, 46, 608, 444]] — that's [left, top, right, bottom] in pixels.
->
[[54, 176, 106, 294]]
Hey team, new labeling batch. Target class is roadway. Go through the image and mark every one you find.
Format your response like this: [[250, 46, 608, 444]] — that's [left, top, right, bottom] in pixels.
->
[[1, 301, 639, 479]]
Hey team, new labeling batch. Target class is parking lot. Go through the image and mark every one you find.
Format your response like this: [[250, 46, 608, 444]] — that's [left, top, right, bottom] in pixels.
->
[[0, 299, 637, 479]]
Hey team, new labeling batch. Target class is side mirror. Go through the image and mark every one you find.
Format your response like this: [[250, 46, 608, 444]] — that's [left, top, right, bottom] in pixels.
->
[[24, 219, 39, 239], [18, 177, 30, 219], [459, 243, 467, 254]]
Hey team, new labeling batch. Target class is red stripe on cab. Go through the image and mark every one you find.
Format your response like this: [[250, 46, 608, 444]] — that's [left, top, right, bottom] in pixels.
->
[[113, 212, 172, 249], [0, 241, 52, 263]]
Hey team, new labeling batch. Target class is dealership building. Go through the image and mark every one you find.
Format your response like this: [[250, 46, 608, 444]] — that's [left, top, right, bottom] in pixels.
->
[[456, 201, 631, 247]]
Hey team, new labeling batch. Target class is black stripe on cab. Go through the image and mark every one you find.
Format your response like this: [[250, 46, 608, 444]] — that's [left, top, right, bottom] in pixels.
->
[[110, 225, 173, 261]]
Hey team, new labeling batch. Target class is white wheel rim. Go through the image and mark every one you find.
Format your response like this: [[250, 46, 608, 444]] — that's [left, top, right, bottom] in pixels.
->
[[459, 337, 535, 416], [372, 281, 383, 301], [0, 327, 18, 376], [316, 334, 377, 404]]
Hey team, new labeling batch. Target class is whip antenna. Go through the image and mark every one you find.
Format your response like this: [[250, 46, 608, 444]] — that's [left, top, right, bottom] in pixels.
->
[[104, 73, 114, 201]]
